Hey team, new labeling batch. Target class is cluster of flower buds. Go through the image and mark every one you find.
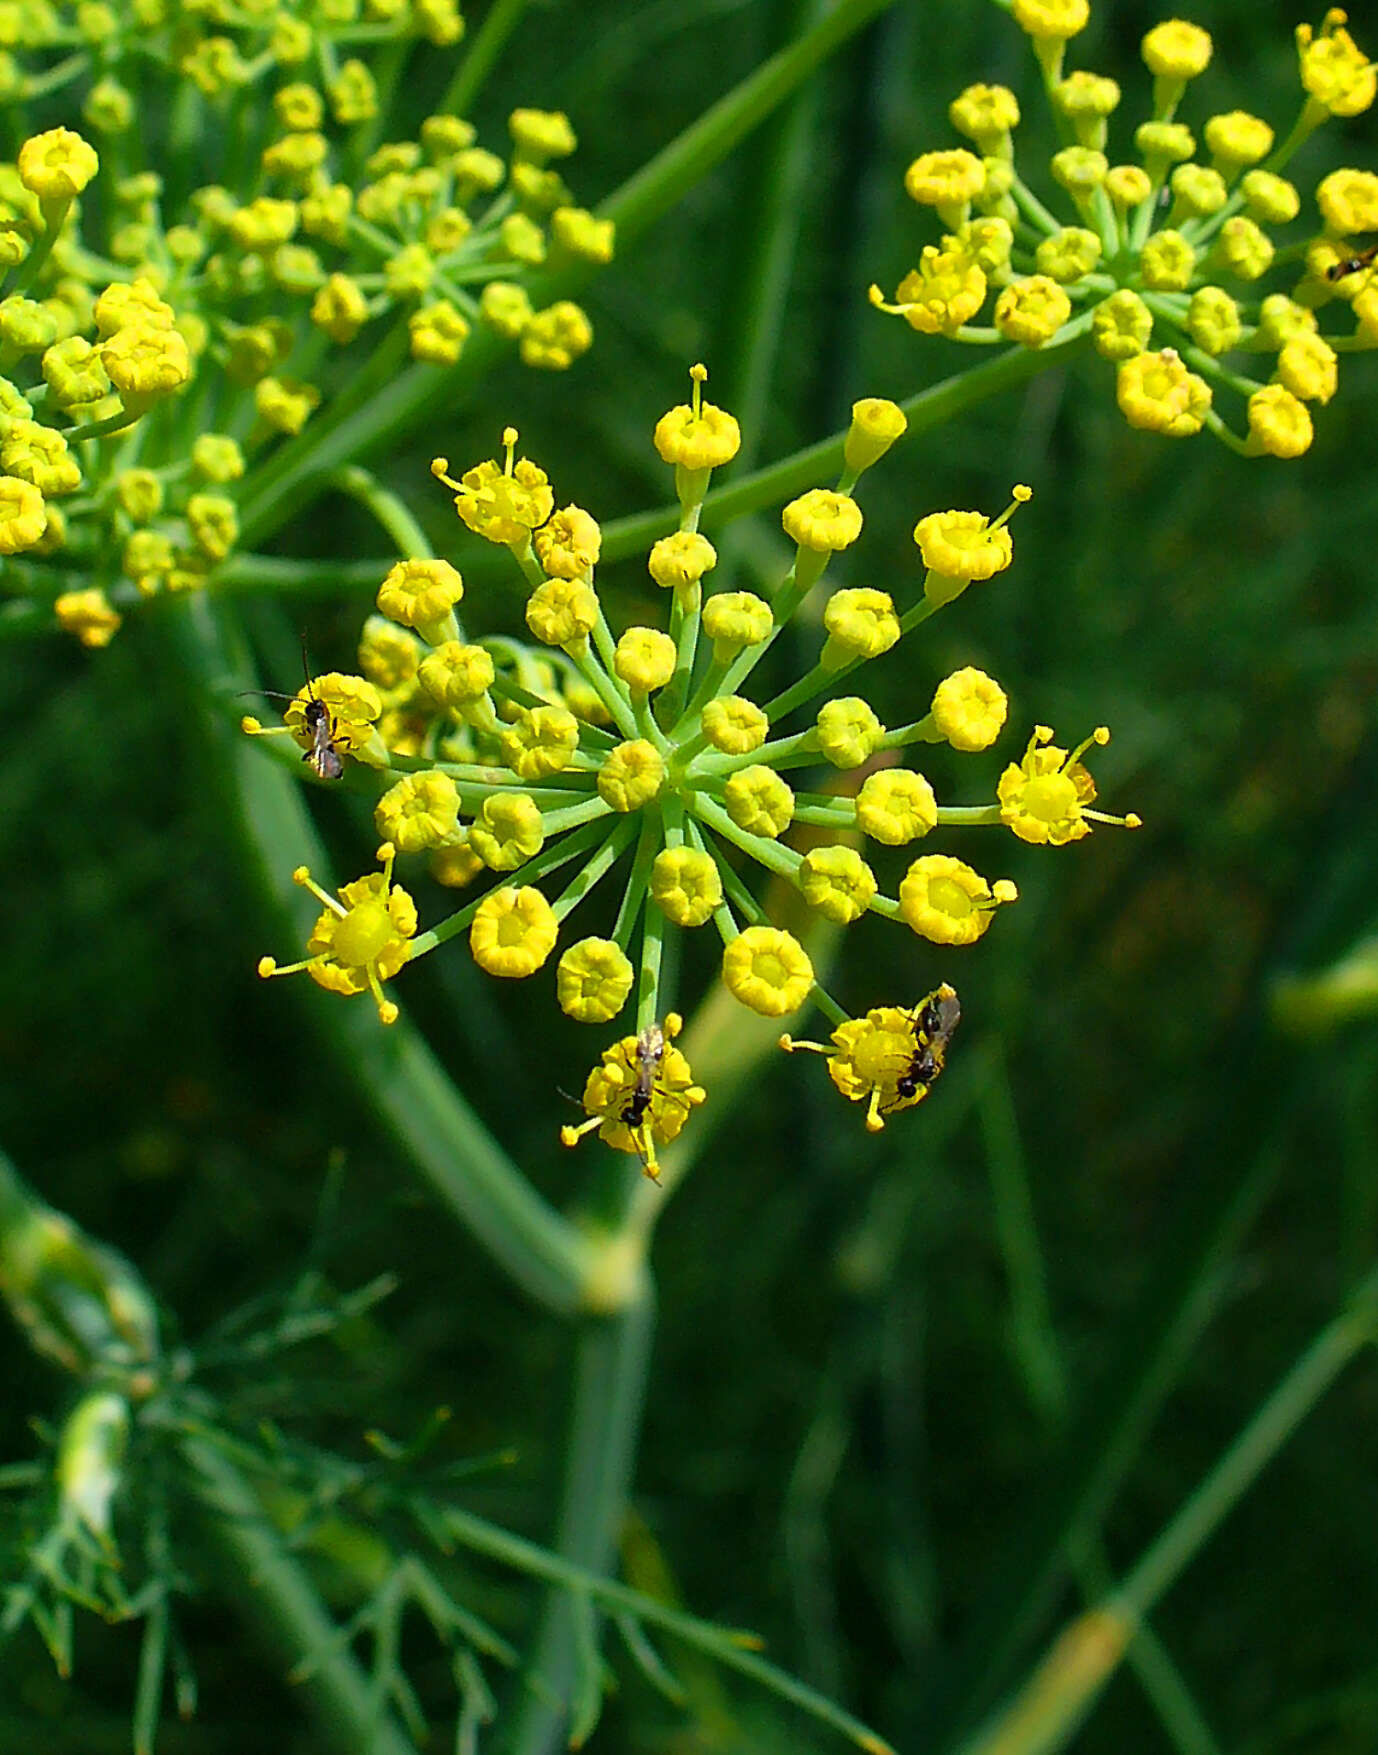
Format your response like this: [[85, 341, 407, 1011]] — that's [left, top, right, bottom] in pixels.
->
[[2, 55, 604, 643], [254, 368, 1139, 1153], [871, 5, 1376, 458]]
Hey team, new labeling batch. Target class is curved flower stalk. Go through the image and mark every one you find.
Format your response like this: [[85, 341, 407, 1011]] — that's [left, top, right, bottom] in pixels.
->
[[0, 83, 604, 643], [253, 367, 1139, 1149], [871, 4, 1376, 457]]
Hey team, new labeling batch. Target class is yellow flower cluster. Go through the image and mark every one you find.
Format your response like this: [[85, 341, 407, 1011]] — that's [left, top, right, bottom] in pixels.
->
[[870, 6, 1377, 457], [253, 370, 1138, 1141]]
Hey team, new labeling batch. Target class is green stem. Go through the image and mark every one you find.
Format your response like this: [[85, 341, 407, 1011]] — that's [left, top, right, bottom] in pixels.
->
[[598, 327, 1093, 563], [439, 0, 530, 114], [325, 466, 434, 559], [500, 1287, 656, 1755], [181, 1434, 419, 1755]]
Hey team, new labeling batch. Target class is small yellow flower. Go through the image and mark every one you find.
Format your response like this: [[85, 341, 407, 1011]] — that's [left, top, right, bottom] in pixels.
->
[[993, 275, 1073, 345], [186, 493, 238, 562], [100, 323, 193, 402], [469, 885, 559, 977], [904, 149, 986, 214], [1104, 165, 1153, 210], [1, 420, 80, 496], [1296, 10, 1375, 118], [560, 1015, 705, 1179], [650, 847, 723, 927], [419, 640, 495, 709], [470, 794, 546, 870], [1240, 169, 1299, 224], [525, 577, 600, 650], [1115, 349, 1211, 437], [409, 301, 471, 365], [816, 697, 884, 768], [856, 769, 938, 844], [1246, 384, 1315, 458], [55, 586, 119, 647], [310, 273, 369, 345], [479, 282, 534, 340], [1277, 331, 1338, 403], [701, 696, 769, 754], [557, 938, 635, 1024], [281, 672, 386, 766], [613, 628, 677, 694], [192, 434, 246, 482], [94, 278, 175, 338], [1186, 287, 1242, 355], [42, 335, 111, 409], [1092, 289, 1154, 360], [1054, 72, 1122, 146], [374, 770, 461, 854], [652, 364, 741, 471], [358, 616, 423, 691], [997, 724, 1136, 844], [1213, 215, 1273, 281], [649, 530, 718, 590], [843, 398, 908, 475], [782, 487, 863, 553], [520, 301, 593, 371], [868, 241, 988, 336], [724, 766, 795, 838], [701, 590, 771, 659], [949, 85, 1021, 153], [376, 556, 465, 641], [899, 854, 1017, 946], [598, 740, 664, 812], [1170, 165, 1227, 219], [17, 127, 99, 201], [259, 844, 416, 1025], [780, 987, 961, 1131], [1035, 227, 1102, 283], [798, 845, 877, 924], [915, 489, 1029, 601], [1203, 111, 1274, 172], [551, 206, 616, 263], [1050, 146, 1109, 198], [822, 588, 900, 665], [931, 666, 1008, 751], [1139, 230, 1197, 292], [0, 473, 46, 553], [1142, 19, 1213, 79], [501, 704, 580, 779], [721, 926, 814, 1018], [510, 107, 577, 161], [535, 504, 602, 579], [1011, 0, 1089, 41], [255, 375, 319, 434], [433, 430, 555, 547]]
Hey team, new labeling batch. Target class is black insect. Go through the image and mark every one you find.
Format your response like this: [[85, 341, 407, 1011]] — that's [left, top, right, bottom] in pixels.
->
[[1327, 241, 1378, 282], [894, 983, 961, 1105], [243, 642, 344, 780], [621, 1021, 666, 1137]]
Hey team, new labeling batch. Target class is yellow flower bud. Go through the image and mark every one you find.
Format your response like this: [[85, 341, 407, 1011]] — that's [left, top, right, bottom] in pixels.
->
[[525, 576, 599, 650], [723, 766, 795, 838], [613, 628, 676, 693], [310, 272, 369, 344], [721, 926, 813, 1018], [374, 770, 462, 853], [1115, 348, 1211, 437], [535, 504, 602, 579], [557, 938, 634, 1024], [1186, 286, 1242, 355], [816, 697, 884, 769], [598, 740, 664, 812], [1092, 288, 1153, 360], [782, 488, 863, 553], [470, 886, 558, 977], [501, 704, 580, 779], [470, 794, 546, 870], [856, 769, 938, 844], [1142, 19, 1212, 79], [821, 588, 900, 666], [377, 556, 464, 641], [1246, 384, 1313, 458], [18, 127, 99, 201], [993, 275, 1073, 345], [843, 398, 907, 475], [648, 530, 718, 590], [798, 845, 877, 924], [409, 300, 471, 365], [55, 586, 120, 646], [650, 847, 722, 927], [419, 640, 495, 709], [701, 695, 768, 754]]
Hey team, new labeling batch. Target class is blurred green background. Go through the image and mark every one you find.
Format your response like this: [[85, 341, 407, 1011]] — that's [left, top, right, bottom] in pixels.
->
[[4, 0, 1378, 1750]]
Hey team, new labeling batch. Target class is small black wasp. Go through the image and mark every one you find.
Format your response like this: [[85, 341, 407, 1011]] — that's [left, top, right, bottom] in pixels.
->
[[890, 983, 961, 1111], [242, 640, 345, 781]]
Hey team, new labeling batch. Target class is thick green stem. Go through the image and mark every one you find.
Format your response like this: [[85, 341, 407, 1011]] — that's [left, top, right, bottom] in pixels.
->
[[500, 1282, 657, 1755], [182, 1435, 419, 1755]]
